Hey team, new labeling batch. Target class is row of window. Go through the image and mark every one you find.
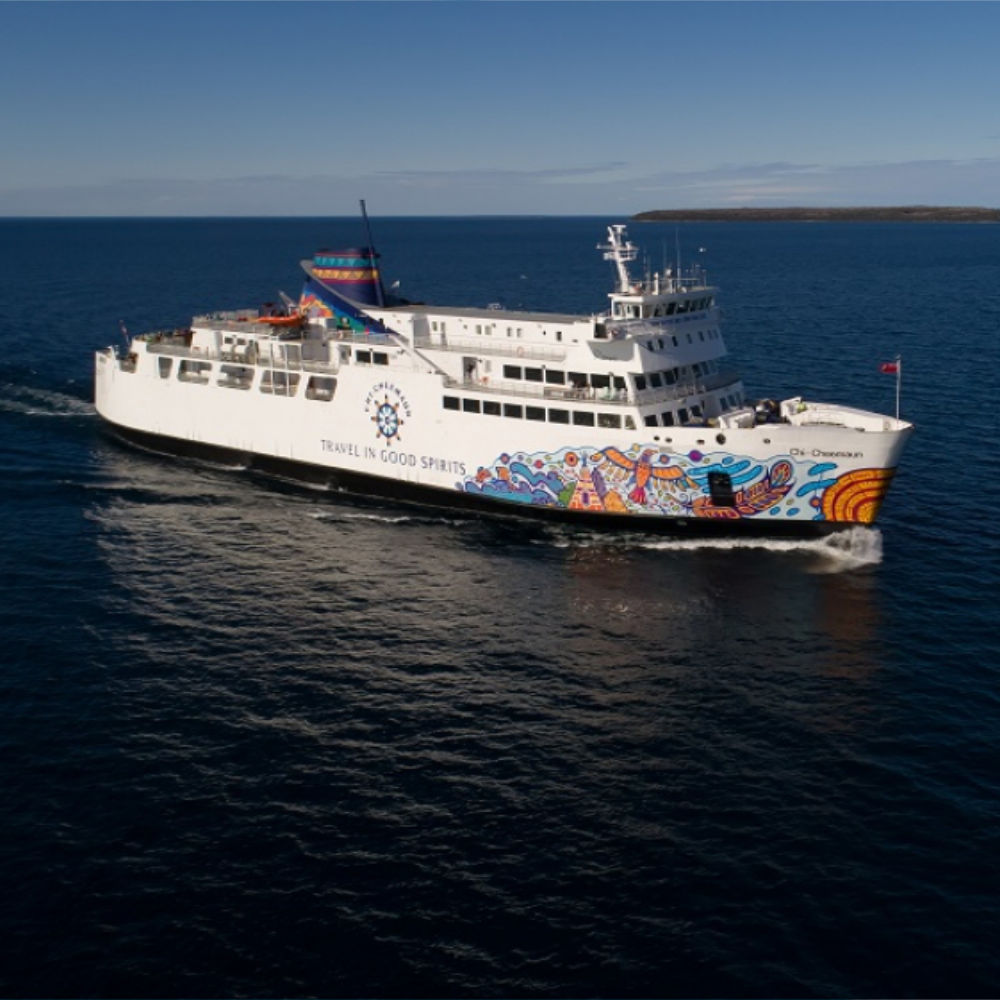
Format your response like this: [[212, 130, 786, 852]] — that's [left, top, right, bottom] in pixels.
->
[[499, 365, 628, 391], [634, 360, 719, 392], [642, 327, 720, 352], [220, 334, 391, 370], [431, 319, 567, 342], [644, 405, 700, 428], [497, 361, 721, 395], [169, 358, 337, 400], [443, 392, 735, 431], [612, 296, 714, 320], [443, 395, 636, 430], [354, 349, 389, 366], [637, 390, 743, 428]]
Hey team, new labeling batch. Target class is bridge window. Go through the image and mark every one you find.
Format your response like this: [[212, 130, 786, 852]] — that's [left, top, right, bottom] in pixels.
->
[[483, 400, 501, 416], [548, 408, 569, 424], [463, 398, 481, 413], [504, 403, 523, 419], [526, 406, 545, 421], [443, 395, 459, 410], [573, 411, 595, 427]]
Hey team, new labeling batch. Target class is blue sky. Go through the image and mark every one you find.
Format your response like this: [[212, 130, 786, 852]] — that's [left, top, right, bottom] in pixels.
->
[[2, 1, 999, 215]]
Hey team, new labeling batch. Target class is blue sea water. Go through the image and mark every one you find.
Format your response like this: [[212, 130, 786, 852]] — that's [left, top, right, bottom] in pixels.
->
[[0, 216, 998, 998]]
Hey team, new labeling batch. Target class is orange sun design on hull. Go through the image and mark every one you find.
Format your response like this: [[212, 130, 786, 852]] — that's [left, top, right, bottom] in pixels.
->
[[821, 468, 895, 524]]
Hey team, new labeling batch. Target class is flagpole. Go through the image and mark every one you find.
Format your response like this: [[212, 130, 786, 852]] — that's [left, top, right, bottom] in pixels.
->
[[895, 355, 901, 421]]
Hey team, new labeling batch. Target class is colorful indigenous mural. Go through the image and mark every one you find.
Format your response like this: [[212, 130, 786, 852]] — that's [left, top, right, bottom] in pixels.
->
[[458, 443, 893, 523]]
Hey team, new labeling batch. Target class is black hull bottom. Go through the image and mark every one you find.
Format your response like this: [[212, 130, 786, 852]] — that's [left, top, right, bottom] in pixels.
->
[[103, 421, 849, 539]]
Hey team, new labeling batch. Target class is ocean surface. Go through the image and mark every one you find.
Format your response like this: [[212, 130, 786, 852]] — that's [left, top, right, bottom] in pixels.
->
[[1, 216, 998, 998]]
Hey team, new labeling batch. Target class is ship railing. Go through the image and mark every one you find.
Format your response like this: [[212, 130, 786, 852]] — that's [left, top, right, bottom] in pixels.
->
[[193, 314, 267, 333], [324, 328, 398, 347], [146, 341, 201, 360], [145, 339, 339, 374], [633, 368, 743, 406], [413, 333, 567, 363], [148, 335, 419, 376], [783, 401, 894, 433], [254, 355, 339, 375], [447, 375, 632, 406], [191, 314, 404, 347]]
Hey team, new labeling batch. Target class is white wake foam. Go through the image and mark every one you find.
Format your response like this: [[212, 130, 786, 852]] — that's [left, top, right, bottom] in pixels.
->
[[546, 525, 883, 572], [0, 384, 95, 417]]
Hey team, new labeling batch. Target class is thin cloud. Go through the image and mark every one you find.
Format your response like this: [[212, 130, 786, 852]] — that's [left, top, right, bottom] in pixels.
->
[[372, 163, 631, 182], [2, 157, 999, 215], [628, 158, 1000, 206]]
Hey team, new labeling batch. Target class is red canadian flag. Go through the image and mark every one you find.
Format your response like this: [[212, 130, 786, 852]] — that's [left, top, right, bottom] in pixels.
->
[[880, 361, 899, 374]]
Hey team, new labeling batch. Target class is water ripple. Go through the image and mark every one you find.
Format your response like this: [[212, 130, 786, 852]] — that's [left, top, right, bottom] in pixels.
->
[[2, 219, 999, 998]]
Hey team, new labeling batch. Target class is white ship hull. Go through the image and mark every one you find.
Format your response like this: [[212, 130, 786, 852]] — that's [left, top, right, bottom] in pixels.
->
[[95, 348, 910, 537], [94, 222, 912, 535]]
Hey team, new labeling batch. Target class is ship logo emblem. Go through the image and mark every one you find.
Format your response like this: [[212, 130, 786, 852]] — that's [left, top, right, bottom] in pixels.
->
[[374, 399, 402, 441], [365, 381, 410, 445]]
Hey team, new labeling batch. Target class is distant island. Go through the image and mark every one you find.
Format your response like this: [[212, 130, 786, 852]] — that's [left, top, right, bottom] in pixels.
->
[[632, 206, 1000, 223]]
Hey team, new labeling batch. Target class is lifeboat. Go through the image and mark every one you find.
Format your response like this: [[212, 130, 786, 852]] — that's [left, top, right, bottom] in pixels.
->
[[255, 314, 303, 327]]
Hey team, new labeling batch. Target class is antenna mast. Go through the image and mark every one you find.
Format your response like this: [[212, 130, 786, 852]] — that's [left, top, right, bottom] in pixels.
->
[[598, 224, 638, 294], [359, 199, 386, 307]]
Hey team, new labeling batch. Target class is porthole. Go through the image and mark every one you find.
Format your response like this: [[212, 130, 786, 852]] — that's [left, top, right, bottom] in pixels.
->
[[716, 433, 726, 445]]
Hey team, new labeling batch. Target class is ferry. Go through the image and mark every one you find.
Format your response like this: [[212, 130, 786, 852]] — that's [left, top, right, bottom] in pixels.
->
[[94, 215, 913, 535]]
